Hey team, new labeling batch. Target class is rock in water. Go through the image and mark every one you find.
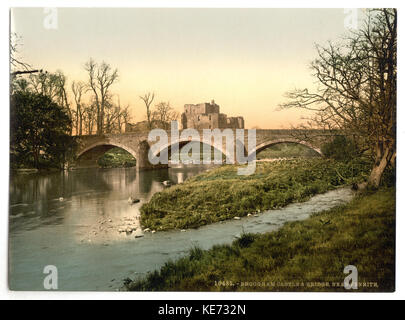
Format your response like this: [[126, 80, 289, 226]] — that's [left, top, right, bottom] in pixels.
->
[[128, 197, 140, 204]]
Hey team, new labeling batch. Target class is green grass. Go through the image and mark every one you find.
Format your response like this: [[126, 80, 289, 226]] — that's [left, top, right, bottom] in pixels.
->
[[97, 147, 137, 168], [256, 143, 321, 159], [140, 158, 371, 231], [126, 187, 395, 292]]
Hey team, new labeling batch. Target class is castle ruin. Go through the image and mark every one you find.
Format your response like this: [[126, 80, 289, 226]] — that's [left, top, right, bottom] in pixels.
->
[[181, 100, 244, 130]]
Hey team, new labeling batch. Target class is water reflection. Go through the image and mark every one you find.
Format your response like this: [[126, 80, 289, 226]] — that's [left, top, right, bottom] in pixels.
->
[[9, 165, 213, 236]]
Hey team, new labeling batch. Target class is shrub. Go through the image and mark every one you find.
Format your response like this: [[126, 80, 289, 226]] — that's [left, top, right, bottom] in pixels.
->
[[236, 233, 256, 248], [321, 136, 357, 161]]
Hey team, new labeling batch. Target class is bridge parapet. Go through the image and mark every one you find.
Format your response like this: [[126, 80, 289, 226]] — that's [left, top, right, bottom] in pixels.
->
[[74, 129, 329, 170]]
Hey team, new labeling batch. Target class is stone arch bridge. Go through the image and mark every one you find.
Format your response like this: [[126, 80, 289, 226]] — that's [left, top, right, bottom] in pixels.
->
[[73, 129, 327, 170]]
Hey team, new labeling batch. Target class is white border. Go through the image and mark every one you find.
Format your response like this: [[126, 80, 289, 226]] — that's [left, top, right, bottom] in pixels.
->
[[1, 0, 403, 300]]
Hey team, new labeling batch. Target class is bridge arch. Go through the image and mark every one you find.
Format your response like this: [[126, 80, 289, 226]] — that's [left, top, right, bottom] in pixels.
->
[[249, 138, 323, 160], [75, 140, 138, 168], [153, 138, 233, 164], [77, 141, 138, 160]]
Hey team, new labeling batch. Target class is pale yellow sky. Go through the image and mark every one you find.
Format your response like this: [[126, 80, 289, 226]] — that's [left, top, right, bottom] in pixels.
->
[[11, 8, 362, 129]]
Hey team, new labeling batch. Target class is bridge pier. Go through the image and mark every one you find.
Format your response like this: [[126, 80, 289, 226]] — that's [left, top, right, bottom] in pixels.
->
[[136, 140, 168, 171]]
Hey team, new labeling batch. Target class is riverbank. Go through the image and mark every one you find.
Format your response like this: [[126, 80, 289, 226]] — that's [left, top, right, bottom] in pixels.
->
[[126, 187, 395, 292], [140, 158, 371, 231], [10, 167, 62, 175]]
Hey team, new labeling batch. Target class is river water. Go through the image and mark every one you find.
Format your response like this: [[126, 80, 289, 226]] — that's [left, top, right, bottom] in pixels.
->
[[8, 165, 354, 291]]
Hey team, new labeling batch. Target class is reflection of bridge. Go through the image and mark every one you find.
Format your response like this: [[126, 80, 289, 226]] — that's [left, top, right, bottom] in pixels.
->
[[73, 129, 325, 170]]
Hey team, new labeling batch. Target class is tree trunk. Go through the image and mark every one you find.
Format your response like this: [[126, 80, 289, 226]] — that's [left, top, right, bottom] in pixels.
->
[[368, 145, 395, 188], [76, 108, 79, 136], [96, 105, 101, 135], [33, 146, 40, 169], [79, 114, 83, 136], [100, 97, 105, 135]]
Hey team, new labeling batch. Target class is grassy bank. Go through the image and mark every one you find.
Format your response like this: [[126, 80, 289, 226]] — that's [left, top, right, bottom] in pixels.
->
[[256, 143, 320, 159], [140, 159, 370, 231], [97, 147, 137, 168], [127, 187, 395, 292]]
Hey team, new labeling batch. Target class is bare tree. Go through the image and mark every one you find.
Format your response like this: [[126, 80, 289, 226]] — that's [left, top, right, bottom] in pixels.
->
[[119, 105, 131, 133], [279, 9, 396, 188], [100, 95, 132, 134], [115, 96, 131, 133], [151, 101, 179, 130], [53, 71, 73, 135], [10, 33, 40, 79], [103, 98, 119, 134], [29, 71, 61, 101], [84, 58, 118, 135], [83, 102, 97, 135], [71, 81, 87, 135], [139, 92, 155, 129]]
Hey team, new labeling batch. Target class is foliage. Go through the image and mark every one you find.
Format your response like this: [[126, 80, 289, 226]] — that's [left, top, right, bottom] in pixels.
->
[[140, 159, 371, 231], [97, 147, 137, 168], [127, 187, 395, 292], [321, 136, 357, 161], [10, 90, 75, 169]]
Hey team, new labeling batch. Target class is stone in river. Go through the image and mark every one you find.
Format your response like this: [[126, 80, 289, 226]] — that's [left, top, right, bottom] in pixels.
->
[[128, 197, 140, 204], [162, 180, 172, 186]]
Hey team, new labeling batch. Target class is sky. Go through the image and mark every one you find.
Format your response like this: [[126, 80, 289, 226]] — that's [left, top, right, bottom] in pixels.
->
[[10, 8, 362, 129]]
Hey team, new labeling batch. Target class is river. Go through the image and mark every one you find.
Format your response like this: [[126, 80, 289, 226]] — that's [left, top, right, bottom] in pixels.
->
[[8, 165, 354, 291]]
